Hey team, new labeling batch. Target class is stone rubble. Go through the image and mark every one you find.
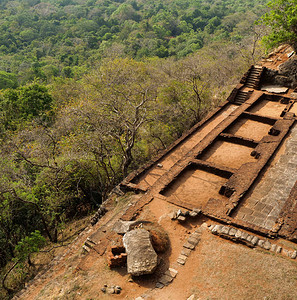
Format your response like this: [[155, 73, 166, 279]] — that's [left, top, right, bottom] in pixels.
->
[[91, 205, 108, 226], [177, 227, 202, 265], [155, 268, 178, 288], [209, 224, 297, 260], [169, 208, 201, 222], [101, 285, 122, 294]]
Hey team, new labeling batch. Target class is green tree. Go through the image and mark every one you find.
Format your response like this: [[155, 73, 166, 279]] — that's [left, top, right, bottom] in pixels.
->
[[0, 71, 18, 90], [260, 0, 297, 50]]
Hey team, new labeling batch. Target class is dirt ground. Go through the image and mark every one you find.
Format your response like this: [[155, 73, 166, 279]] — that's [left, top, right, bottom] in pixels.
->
[[16, 196, 297, 300], [14, 45, 297, 300]]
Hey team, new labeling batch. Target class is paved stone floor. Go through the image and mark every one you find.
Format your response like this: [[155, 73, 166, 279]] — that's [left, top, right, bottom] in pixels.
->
[[234, 124, 297, 230]]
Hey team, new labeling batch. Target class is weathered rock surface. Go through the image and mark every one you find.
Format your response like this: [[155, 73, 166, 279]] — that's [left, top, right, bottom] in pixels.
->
[[113, 220, 151, 235], [113, 220, 137, 235], [123, 229, 158, 276]]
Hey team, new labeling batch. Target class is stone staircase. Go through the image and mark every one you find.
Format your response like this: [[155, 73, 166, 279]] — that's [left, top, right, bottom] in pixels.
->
[[233, 91, 249, 105], [244, 66, 263, 89]]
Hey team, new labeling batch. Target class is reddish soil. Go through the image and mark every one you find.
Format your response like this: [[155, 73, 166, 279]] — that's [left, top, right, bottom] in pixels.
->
[[226, 117, 273, 141], [16, 198, 297, 300], [14, 45, 297, 300], [162, 168, 228, 209], [134, 104, 237, 188], [199, 140, 256, 169]]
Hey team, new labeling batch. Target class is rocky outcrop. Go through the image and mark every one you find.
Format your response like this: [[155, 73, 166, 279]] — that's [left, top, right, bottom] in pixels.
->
[[261, 56, 297, 88], [123, 229, 158, 276]]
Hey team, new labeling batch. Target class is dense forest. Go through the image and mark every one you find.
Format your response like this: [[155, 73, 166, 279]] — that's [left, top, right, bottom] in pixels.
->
[[0, 0, 269, 85], [0, 0, 283, 297]]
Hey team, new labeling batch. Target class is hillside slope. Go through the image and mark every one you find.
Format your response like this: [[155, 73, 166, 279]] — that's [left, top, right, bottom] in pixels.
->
[[12, 45, 297, 300]]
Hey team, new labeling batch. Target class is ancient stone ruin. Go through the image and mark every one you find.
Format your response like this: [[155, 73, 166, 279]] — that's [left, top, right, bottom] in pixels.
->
[[78, 45, 297, 299], [123, 229, 158, 276], [119, 45, 297, 242]]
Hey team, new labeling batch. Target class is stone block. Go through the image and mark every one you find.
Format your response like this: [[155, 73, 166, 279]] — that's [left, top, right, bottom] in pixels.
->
[[240, 231, 249, 240], [195, 227, 203, 234], [252, 211, 266, 219], [187, 295, 196, 300], [257, 240, 265, 247], [229, 228, 237, 236], [251, 236, 259, 245], [235, 230, 242, 239], [165, 268, 178, 278], [212, 225, 223, 234], [246, 235, 253, 242], [168, 211, 177, 220], [159, 274, 173, 286], [221, 226, 230, 235], [184, 242, 195, 250], [263, 241, 271, 250], [270, 244, 277, 252], [255, 202, 266, 211], [181, 247, 192, 257], [188, 236, 199, 246], [276, 246, 282, 254], [155, 282, 164, 289], [177, 216, 186, 222], [291, 251, 297, 259], [282, 249, 290, 257], [238, 207, 253, 215], [189, 211, 198, 218], [209, 225, 215, 231], [178, 254, 188, 261], [191, 232, 201, 240], [177, 258, 186, 265], [243, 215, 255, 223]]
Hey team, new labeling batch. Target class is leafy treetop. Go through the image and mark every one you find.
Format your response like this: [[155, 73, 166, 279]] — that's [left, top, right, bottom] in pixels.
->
[[260, 0, 297, 50]]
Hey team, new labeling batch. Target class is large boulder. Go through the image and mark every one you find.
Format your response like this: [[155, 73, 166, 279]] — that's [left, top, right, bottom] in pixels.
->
[[123, 229, 158, 276], [278, 56, 297, 87]]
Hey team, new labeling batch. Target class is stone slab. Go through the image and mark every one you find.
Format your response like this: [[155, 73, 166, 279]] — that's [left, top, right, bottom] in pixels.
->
[[165, 268, 178, 278], [123, 229, 158, 276], [261, 85, 289, 94], [184, 242, 195, 250], [181, 247, 192, 257]]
